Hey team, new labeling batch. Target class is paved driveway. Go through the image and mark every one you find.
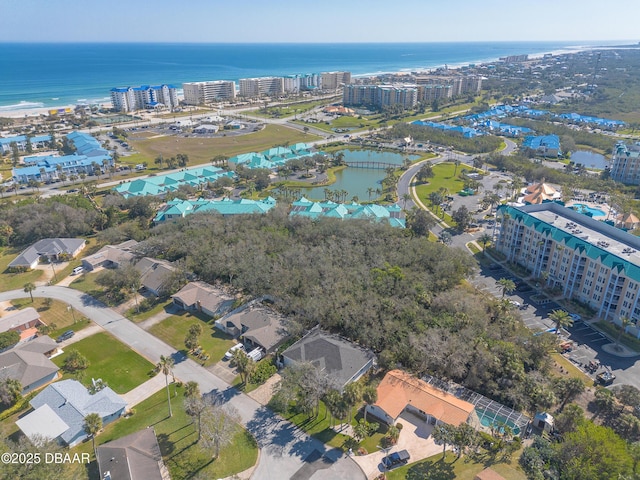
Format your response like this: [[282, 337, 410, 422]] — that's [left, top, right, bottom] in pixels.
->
[[0, 286, 363, 480]]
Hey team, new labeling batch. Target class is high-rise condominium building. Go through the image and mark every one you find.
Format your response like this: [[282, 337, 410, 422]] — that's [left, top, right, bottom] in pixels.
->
[[496, 202, 640, 329], [182, 80, 236, 105], [610, 141, 640, 185], [110, 85, 178, 112], [238, 77, 284, 97], [320, 71, 351, 90], [343, 84, 417, 108]]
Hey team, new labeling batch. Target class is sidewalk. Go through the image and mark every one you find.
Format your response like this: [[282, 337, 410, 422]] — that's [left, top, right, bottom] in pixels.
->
[[120, 373, 167, 409]]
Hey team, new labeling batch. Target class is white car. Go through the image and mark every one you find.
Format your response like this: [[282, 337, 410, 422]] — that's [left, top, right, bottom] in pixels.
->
[[509, 300, 522, 308], [223, 343, 244, 360], [568, 313, 582, 322]]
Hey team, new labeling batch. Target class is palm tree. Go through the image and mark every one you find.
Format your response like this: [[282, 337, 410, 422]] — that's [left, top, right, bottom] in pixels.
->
[[432, 423, 455, 458], [549, 309, 573, 334], [478, 233, 492, 256], [343, 382, 363, 424], [184, 381, 200, 399], [402, 193, 411, 208], [496, 278, 516, 298], [156, 355, 175, 417], [362, 385, 378, 423], [453, 159, 461, 176], [367, 187, 374, 201], [23, 282, 36, 302], [83, 413, 102, 454]]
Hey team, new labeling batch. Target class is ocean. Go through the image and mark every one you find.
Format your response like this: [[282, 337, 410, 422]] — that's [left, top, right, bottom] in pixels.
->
[[0, 41, 612, 112]]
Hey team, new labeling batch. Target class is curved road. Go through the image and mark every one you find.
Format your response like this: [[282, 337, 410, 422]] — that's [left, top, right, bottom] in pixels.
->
[[0, 286, 363, 480]]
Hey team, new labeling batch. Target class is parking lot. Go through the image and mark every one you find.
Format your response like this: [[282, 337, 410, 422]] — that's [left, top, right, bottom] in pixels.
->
[[471, 259, 640, 387]]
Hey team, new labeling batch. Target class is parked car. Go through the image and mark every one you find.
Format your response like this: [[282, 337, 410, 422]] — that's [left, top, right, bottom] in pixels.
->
[[569, 313, 582, 322], [509, 300, 522, 308], [489, 263, 501, 271], [56, 330, 75, 343], [71, 266, 84, 275], [382, 450, 410, 469], [224, 343, 245, 360]]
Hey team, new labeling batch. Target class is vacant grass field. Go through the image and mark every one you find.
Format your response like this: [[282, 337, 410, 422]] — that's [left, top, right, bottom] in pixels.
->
[[246, 98, 332, 118], [0, 247, 44, 291], [414, 162, 477, 200], [126, 124, 320, 167], [9, 297, 91, 337], [386, 451, 527, 480], [52, 332, 154, 394], [71, 386, 258, 480], [149, 310, 236, 366]]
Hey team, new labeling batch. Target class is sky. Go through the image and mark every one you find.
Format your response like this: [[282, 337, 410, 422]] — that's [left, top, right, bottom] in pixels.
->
[[0, 0, 638, 43]]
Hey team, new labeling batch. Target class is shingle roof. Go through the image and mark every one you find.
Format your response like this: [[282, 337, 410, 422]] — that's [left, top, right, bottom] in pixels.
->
[[8, 238, 85, 268], [97, 428, 167, 480], [28, 379, 126, 445], [222, 304, 289, 352], [83, 240, 138, 269], [282, 329, 375, 388], [135, 258, 176, 294], [0, 337, 59, 389], [0, 307, 40, 333], [375, 370, 475, 426], [172, 281, 233, 315]]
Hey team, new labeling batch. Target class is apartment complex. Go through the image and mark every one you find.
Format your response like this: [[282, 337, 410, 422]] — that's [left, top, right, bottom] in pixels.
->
[[414, 75, 483, 96], [182, 80, 236, 105], [110, 84, 178, 112], [343, 84, 418, 108], [496, 202, 640, 326], [239, 77, 284, 97], [320, 71, 351, 90], [610, 141, 640, 185]]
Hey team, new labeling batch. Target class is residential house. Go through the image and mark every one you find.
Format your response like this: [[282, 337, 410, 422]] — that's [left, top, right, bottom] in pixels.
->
[[475, 468, 507, 480], [8, 238, 86, 270], [290, 197, 405, 228], [82, 240, 139, 271], [366, 370, 477, 427], [0, 307, 44, 342], [153, 197, 276, 223], [0, 134, 52, 154], [215, 302, 289, 354], [96, 428, 170, 480], [281, 328, 375, 391], [134, 257, 177, 297], [172, 281, 234, 317], [0, 336, 59, 394], [521, 182, 561, 205], [16, 379, 127, 446]]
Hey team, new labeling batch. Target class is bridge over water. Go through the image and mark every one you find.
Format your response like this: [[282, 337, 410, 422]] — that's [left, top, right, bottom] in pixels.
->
[[346, 161, 398, 170]]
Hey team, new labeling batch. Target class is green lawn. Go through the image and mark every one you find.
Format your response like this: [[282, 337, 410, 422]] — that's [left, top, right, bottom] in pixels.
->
[[280, 400, 352, 450], [126, 124, 321, 168], [0, 247, 44, 291], [72, 386, 258, 480], [386, 451, 527, 480], [594, 321, 640, 352], [414, 162, 477, 200], [127, 298, 173, 323], [9, 297, 91, 337], [52, 332, 154, 394], [68, 271, 123, 305], [246, 98, 333, 118], [148, 310, 236, 366]]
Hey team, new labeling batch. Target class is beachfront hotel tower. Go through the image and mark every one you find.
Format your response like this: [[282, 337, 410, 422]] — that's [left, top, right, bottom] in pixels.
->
[[496, 202, 640, 336], [610, 141, 640, 185], [110, 85, 178, 112], [182, 80, 236, 105], [238, 77, 284, 97]]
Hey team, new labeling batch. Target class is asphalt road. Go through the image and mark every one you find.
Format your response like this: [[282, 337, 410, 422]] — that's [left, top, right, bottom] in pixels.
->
[[0, 286, 363, 480]]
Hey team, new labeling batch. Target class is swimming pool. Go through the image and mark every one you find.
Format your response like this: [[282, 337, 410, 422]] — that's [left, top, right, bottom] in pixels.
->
[[572, 203, 605, 217]]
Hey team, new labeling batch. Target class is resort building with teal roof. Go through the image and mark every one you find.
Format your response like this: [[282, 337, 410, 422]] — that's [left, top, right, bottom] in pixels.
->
[[290, 197, 405, 228], [228, 143, 316, 170], [114, 166, 233, 198], [497, 202, 640, 336], [154, 197, 276, 223]]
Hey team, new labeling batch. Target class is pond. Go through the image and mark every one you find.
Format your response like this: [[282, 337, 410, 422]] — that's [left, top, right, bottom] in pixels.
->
[[571, 150, 609, 170], [302, 149, 420, 201]]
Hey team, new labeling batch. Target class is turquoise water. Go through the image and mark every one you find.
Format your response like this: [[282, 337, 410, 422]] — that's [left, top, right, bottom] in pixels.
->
[[573, 203, 606, 217], [302, 149, 419, 201], [476, 408, 521, 435], [571, 150, 608, 170], [0, 41, 587, 110]]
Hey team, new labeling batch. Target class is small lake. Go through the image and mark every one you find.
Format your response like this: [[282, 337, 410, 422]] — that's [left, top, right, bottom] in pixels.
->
[[571, 150, 609, 170], [302, 149, 420, 201]]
